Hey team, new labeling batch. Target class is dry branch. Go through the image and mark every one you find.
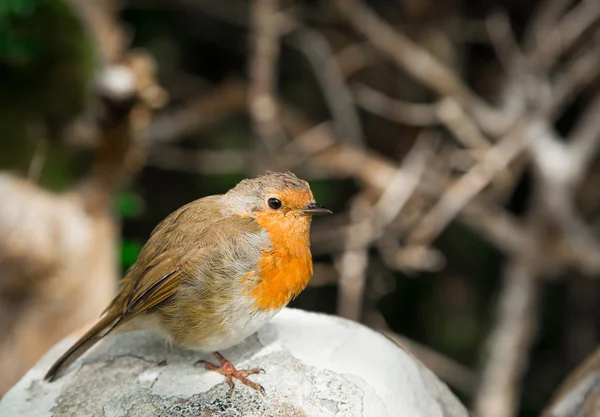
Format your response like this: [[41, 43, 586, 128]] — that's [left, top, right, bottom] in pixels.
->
[[335, 0, 510, 136], [249, 0, 288, 165], [290, 29, 365, 148], [474, 254, 541, 417], [407, 124, 531, 246], [530, 0, 600, 71]]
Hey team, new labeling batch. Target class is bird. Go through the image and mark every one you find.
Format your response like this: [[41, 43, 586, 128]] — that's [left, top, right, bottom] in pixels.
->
[[43, 171, 331, 394]]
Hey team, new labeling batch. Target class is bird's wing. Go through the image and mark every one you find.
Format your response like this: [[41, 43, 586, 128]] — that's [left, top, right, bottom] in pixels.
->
[[107, 196, 266, 324], [120, 253, 182, 319]]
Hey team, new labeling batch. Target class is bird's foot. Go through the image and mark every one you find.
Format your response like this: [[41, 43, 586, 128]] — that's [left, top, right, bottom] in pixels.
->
[[195, 351, 265, 394]]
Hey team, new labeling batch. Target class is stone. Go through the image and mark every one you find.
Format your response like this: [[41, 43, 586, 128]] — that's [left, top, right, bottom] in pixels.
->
[[0, 308, 469, 417]]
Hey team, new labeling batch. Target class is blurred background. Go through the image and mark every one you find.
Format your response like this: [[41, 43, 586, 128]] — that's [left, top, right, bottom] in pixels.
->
[[1, 0, 600, 416]]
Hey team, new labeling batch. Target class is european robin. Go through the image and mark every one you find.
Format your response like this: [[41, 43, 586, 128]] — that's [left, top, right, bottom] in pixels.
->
[[44, 171, 331, 393]]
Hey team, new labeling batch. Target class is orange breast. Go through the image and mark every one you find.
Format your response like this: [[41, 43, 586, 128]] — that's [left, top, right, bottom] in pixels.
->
[[245, 211, 313, 311]]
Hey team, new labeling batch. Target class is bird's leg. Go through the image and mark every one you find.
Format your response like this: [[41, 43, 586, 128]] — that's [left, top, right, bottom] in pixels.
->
[[195, 352, 265, 394]]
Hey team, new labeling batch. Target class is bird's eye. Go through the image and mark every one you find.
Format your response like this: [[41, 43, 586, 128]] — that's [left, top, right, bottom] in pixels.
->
[[267, 198, 282, 210]]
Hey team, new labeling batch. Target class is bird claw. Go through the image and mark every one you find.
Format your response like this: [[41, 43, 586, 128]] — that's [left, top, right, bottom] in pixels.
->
[[196, 352, 266, 394]]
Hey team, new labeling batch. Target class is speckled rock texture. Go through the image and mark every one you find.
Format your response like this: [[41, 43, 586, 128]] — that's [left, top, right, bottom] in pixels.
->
[[0, 308, 468, 417]]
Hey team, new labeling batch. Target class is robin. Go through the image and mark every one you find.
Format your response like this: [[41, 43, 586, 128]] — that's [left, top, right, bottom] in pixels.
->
[[44, 171, 331, 393]]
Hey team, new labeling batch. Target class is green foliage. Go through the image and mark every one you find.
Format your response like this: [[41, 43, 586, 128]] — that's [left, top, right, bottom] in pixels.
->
[[0, 0, 36, 15], [121, 239, 143, 272], [0, 0, 38, 66], [115, 191, 146, 219], [0, 0, 99, 186]]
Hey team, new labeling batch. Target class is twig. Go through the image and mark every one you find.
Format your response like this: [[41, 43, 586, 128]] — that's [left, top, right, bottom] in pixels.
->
[[523, 0, 574, 52], [568, 90, 600, 176], [486, 9, 524, 77], [353, 84, 491, 150], [370, 133, 439, 227], [66, 0, 124, 63], [548, 45, 600, 119], [460, 201, 526, 254], [149, 80, 248, 144], [290, 29, 365, 148], [436, 98, 492, 150], [474, 253, 541, 417], [352, 83, 439, 126], [408, 122, 533, 246], [335, 0, 510, 136], [335, 195, 371, 321], [530, 0, 600, 71], [81, 53, 166, 212], [335, 133, 436, 319], [248, 0, 288, 161], [336, 42, 381, 77]]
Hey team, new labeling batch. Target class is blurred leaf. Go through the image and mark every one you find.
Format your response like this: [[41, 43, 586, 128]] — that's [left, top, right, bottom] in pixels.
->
[[0, 0, 45, 67], [0, 0, 37, 17], [121, 239, 143, 271], [0, 0, 99, 186], [115, 191, 146, 219], [39, 147, 79, 190]]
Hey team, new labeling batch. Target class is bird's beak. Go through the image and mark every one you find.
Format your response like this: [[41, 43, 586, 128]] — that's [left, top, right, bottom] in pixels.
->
[[302, 202, 332, 216]]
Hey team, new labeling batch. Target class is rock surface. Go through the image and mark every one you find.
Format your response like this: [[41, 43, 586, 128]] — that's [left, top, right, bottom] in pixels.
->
[[0, 308, 468, 417]]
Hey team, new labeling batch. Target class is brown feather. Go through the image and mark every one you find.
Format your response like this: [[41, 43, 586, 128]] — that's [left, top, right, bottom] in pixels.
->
[[44, 309, 121, 381], [45, 195, 264, 379]]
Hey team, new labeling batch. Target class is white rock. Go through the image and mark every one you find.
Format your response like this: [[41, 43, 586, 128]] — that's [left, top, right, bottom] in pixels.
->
[[0, 308, 468, 417]]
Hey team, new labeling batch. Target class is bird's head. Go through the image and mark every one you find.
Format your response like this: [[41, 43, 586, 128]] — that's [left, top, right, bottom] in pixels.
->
[[223, 172, 331, 222]]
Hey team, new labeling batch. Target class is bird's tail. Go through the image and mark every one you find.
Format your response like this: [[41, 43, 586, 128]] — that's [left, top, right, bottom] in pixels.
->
[[44, 310, 121, 382]]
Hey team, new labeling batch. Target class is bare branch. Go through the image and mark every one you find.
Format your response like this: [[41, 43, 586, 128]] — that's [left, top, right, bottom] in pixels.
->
[[408, 123, 533, 246], [549, 45, 600, 119], [290, 29, 365, 148], [336, 133, 436, 319], [524, 0, 574, 51], [149, 80, 248, 144], [568, 91, 600, 175], [249, 0, 288, 158], [353, 83, 439, 126], [353, 84, 492, 150], [335, 0, 510, 136], [531, 1, 600, 71], [372, 136, 437, 224], [336, 42, 381, 77], [474, 254, 541, 417], [66, 0, 125, 63], [436, 98, 492, 150], [335, 194, 371, 321], [460, 201, 526, 253], [486, 9, 524, 77]]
